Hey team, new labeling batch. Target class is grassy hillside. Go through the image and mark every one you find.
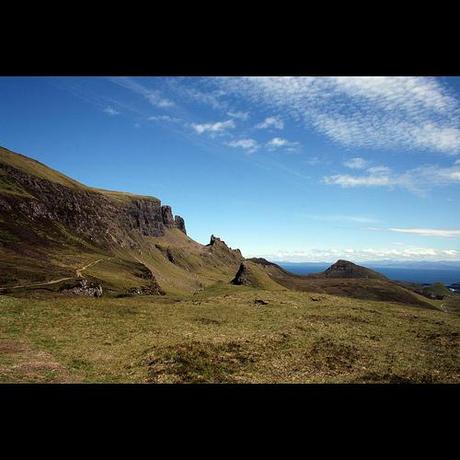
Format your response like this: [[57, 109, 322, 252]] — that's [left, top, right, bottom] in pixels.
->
[[0, 146, 86, 191], [0, 145, 159, 202], [0, 146, 242, 295], [1, 287, 458, 383]]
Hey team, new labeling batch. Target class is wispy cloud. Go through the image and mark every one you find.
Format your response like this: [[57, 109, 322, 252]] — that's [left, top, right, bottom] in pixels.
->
[[148, 115, 180, 123], [227, 138, 259, 153], [191, 119, 235, 135], [266, 137, 299, 151], [388, 228, 460, 238], [215, 77, 460, 154], [228, 111, 249, 120], [343, 157, 368, 169], [180, 87, 227, 110], [255, 116, 284, 130], [103, 106, 120, 116], [324, 161, 460, 194], [110, 77, 174, 108]]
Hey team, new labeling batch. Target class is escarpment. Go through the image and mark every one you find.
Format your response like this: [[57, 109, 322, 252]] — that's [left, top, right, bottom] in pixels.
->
[[0, 159, 187, 248]]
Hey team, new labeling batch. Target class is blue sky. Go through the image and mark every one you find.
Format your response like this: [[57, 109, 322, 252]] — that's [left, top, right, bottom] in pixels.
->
[[0, 76, 459, 262]]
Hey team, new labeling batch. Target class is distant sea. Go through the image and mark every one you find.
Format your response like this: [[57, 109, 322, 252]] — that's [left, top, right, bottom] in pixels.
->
[[277, 262, 460, 286]]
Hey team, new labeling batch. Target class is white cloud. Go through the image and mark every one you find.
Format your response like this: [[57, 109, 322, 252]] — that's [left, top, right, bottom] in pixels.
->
[[248, 246, 460, 263], [324, 173, 392, 188], [110, 78, 174, 109], [191, 119, 235, 135], [228, 111, 249, 121], [323, 163, 460, 193], [103, 106, 119, 116], [388, 228, 460, 238], [182, 87, 226, 110], [343, 157, 368, 169], [255, 116, 284, 130], [216, 77, 460, 154], [266, 137, 299, 150], [148, 115, 180, 123], [227, 138, 259, 153]]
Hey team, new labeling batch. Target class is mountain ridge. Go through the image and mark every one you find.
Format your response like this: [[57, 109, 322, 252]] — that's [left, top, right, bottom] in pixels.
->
[[0, 146, 438, 308]]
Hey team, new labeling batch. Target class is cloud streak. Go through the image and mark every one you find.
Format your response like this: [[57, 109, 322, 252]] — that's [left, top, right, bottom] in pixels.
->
[[103, 106, 120, 116], [191, 119, 235, 135], [248, 246, 460, 262], [215, 77, 460, 154], [110, 78, 174, 108], [388, 228, 460, 238], [266, 137, 299, 151], [255, 116, 284, 130], [227, 138, 259, 153], [323, 161, 460, 194], [343, 157, 368, 169]]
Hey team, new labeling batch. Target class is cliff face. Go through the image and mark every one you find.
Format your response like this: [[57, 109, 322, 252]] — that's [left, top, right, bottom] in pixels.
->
[[0, 159, 186, 250]]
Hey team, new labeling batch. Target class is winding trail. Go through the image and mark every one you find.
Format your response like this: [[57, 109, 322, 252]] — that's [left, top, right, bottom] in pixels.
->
[[75, 258, 104, 278], [1, 258, 107, 291]]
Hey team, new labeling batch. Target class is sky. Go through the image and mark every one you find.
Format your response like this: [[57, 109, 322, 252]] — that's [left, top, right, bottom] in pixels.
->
[[0, 76, 459, 263]]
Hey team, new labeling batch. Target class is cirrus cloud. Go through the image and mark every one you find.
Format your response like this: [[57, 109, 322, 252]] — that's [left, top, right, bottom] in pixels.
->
[[227, 138, 259, 153], [214, 77, 460, 155]]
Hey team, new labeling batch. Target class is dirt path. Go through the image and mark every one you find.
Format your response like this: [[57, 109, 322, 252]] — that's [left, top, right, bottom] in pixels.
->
[[1, 258, 107, 291], [75, 258, 104, 278]]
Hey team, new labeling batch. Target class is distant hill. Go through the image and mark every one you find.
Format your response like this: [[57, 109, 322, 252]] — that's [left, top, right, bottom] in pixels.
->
[[318, 259, 387, 280], [248, 258, 434, 308]]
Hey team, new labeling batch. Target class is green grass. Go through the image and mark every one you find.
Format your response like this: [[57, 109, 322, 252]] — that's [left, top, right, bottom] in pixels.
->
[[1, 286, 458, 383], [0, 146, 85, 190]]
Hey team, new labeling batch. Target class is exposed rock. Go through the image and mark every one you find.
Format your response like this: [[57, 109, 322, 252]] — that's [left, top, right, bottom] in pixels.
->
[[127, 199, 165, 237], [208, 234, 242, 256], [0, 161, 185, 249], [254, 299, 269, 306], [161, 205, 175, 227], [127, 283, 165, 296], [231, 263, 251, 285], [61, 279, 103, 297], [174, 215, 186, 234]]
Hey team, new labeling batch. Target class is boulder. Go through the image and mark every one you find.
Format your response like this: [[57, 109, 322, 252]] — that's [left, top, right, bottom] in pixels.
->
[[61, 279, 103, 297]]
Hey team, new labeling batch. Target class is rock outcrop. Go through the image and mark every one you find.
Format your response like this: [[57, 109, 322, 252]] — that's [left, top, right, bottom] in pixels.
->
[[161, 205, 175, 227], [208, 235, 242, 257], [175, 215, 186, 234], [127, 283, 165, 296], [61, 279, 103, 297], [231, 263, 251, 285]]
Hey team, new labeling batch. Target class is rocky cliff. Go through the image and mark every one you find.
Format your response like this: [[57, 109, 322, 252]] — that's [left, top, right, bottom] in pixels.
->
[[0, 156, 186, 250]]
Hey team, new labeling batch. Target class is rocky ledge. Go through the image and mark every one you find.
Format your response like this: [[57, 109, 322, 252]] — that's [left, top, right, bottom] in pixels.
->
[[60, 279, 103, 297]]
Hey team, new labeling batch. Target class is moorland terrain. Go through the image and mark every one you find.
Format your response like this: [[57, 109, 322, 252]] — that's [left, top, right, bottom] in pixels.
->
[[0, 146, 458, 383]]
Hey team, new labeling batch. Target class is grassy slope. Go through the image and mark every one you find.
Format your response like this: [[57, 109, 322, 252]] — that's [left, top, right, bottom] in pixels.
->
[[0, 146, 160, 201], [0, 146, 85, 190], [0, 287, 458, 383]]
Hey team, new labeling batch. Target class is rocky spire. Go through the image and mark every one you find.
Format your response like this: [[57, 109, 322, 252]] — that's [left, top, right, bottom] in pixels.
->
[[174, 215, 186, 234]]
